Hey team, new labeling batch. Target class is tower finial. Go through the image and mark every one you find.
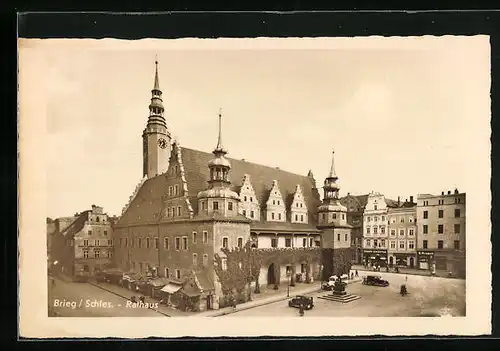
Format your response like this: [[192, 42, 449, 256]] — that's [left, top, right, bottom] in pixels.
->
[[329, 149, 337, 178], [153, 58, 160, 91], [215, 108, 224, 151]]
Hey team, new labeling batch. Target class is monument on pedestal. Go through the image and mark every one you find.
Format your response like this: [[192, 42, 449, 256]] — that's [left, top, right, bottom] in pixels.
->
[[319, 277, 361, 303]]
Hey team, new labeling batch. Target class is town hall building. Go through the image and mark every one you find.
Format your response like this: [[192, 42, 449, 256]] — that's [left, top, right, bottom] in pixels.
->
[[113, 61, 352, 311]]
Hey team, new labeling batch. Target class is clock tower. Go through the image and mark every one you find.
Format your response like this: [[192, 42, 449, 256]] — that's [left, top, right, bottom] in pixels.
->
[[142, 60, 171, 178]]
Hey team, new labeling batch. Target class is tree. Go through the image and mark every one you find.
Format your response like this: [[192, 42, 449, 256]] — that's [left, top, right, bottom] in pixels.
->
[[214, 240, 263, 304]]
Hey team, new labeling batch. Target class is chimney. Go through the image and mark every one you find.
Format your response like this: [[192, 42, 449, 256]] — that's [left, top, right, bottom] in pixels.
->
[[441, 191, 444, 195], [410, 196, 414, 203], [347, 192, 350, 196], [447, 190, 451, 195], [397, 196, 400, 206], [454, 188, 459, 194]]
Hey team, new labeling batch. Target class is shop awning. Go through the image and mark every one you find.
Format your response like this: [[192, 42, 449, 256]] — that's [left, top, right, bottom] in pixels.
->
[[161, 283, 182, 294]]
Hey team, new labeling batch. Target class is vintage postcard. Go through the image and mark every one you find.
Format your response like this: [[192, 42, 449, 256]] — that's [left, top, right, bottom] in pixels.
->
[[19, 36, 491, 338]]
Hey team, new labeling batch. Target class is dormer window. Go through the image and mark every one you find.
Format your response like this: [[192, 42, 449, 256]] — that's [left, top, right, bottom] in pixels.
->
[[250, 197, 253, 202], [244, 196, 247, 201], [273, 200, 275, 205]]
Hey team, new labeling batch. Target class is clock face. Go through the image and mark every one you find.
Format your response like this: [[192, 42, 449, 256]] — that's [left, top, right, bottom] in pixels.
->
[[158, 138, 167, 149]]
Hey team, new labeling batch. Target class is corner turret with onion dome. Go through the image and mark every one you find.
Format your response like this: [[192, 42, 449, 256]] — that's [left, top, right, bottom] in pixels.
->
[[318, 150, 348, 226], [197, 109, 240, 217]]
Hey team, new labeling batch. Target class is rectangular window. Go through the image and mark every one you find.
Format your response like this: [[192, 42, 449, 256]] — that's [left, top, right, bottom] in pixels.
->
[[374, 216, 378, 222], [192, 232, 197, 244], [344, 233, 348, 241], [146, 237, 150, 248], [108, 249, 113, 258], [83, 250, 89, 258], [164, 237, 169, 250], [154, 237, 159, 249], [221, 259, 228, 271], [302, 238, 307, 247], [399, 229, 405, 236], [438, 224, 444, 234], [423, 211, 428, 219], [203, 231, 208, 244], [399, 241, 405, 250], [165, 267, 170, 278], [104, 230, 108, 236], [381, 227, 385, 234], [285, 238, 292, 247], [251, 211, 254, 218], [182, 236, 188, 250], [337, 233, 341, 241], [391, 229, 396, 236], [400, 217, 404, 223], [168, 186, 172, 196], [83, 240, 89, 246], [171, 207, 175, 217], [271, 212, 275, 220], [243, 209, 247, 217], [333, 213, 337, 219], [423, 225, 428, 234], [95, 249, 100, 258], [454, 224, 460, 234], [167, 208, 171, 217], [88, 230, 92, 236], [309, 238, 314, 247], [301, 215, 304, 222], [381, 239, 385, 247], [366, 239, 371, 247], [228, 202, 233, 211], [409, 229, 414, 236], [438, 240, 444, 249], [175, 269, 181, 279], [107, 239, 112, 245], [192, 253, 198, 266], [222, 237, 228, 248], [367, 227, 371, 234], [203, 254, 208, 267], [213, 201, 219, 210], [138, 238, 141, 248], [423, 240, 428, 249], [295, 214, 298, 221], [373, 227, 378, 234], [278, 213, 282, 220], [390, 241, 396, 249], [382, 216, 385, 221], [408, 241, 415, 249], [201, 201, 206, 210], [175, 237, 181, 250], [454, 240, 460, 250], [438, 210, 444, 218], [124, 238, 128, 247], [131, 238, 134, 247], [174, 184, 179, 196], [237, 237, 243, 248], [271, 238, 278, 248], [455, 209, 460, 218], [177, 207, 181, 216]]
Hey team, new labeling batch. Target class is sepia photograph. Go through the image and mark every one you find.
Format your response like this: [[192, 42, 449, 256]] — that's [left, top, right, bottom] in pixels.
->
[[18, 35, 491, 337]]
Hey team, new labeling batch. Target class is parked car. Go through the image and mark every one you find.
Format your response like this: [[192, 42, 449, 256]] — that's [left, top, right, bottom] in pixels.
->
[[362, 275, 389, 287], [321, 274, 349, 290], [288, 295, 314, 310]]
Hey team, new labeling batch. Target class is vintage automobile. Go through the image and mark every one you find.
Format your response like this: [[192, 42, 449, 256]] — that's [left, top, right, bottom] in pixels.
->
[[321, 274, 349, 290], [362, 275, 389, 287], [288, 295, 314, 310]]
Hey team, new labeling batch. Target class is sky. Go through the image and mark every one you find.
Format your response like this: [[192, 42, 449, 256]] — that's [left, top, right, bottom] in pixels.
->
[[18, 37, 491, 218]]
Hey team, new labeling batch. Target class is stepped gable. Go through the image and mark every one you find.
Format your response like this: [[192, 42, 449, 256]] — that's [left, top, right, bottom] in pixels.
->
[[118, 147, 321, 226], [181, 147, 321, 222]]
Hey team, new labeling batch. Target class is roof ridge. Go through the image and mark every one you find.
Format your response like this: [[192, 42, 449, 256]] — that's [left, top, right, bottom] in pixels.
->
[[181, 146, 311, 180]]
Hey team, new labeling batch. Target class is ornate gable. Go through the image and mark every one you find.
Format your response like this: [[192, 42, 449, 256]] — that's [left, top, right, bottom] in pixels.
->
[[291, 184, 308, 224], [265, 180, 286, 222], [238, 174, 260, 220]]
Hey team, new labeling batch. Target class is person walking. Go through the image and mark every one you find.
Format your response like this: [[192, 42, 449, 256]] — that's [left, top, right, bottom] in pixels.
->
[[299, 303, 305, 317], [355, 270, 359, 278]]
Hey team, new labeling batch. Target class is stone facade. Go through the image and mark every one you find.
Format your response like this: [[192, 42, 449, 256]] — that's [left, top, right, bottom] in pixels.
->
[[387, 199, 417, 268]]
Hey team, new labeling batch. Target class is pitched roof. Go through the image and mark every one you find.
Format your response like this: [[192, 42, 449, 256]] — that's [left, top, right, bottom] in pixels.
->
[[60, 211, 89, 238], [339, 194, 369, 210], [251, 221, 321, 233], [118, 146, 321, 226]]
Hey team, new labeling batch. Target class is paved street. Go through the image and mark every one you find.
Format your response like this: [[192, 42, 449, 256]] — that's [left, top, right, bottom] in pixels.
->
[[48, 276, 163, 317], [223, 272, 465, 317]]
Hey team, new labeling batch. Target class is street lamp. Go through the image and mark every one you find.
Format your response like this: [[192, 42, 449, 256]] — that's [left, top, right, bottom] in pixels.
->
[[286, 269, 292, 297]]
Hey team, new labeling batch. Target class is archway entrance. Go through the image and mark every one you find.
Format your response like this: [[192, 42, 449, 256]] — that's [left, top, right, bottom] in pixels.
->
[[267, 263, 276, 286], [409, 257, 415, 268]]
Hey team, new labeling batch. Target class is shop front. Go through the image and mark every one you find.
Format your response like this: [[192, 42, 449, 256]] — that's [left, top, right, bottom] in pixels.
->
[[417, 250, 434, 270], [363, 249, 388, 268], [391, 253, 417, 268]]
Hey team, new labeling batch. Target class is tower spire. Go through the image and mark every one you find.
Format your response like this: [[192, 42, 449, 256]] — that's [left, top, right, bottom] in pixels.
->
[[153, 56, 160, 91], [329, 150, 337, 178], [215, 108, 225, 152]]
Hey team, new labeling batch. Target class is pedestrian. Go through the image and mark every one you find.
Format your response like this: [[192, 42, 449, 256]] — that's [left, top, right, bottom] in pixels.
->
[[355, 270, 359, 277], [299, 303, 305, 317]]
